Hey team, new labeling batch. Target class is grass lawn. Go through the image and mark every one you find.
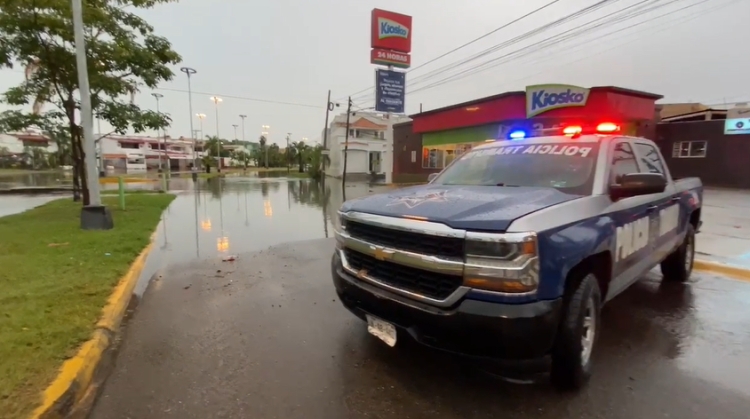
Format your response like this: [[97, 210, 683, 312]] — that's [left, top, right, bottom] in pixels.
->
[[101, 189, 165, 195], [0, 168, 62, 175], [0, 194, 175, 419]]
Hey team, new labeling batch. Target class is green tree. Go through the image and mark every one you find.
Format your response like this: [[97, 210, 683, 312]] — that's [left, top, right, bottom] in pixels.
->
[[307, 144, 328, 180], [232, 149, 251, 169], [291, 141, 309, 173], [0, 0, 181, 205]]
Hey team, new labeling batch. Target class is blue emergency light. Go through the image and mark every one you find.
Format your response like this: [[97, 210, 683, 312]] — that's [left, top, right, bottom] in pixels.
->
[[509, 130, 526, 140]]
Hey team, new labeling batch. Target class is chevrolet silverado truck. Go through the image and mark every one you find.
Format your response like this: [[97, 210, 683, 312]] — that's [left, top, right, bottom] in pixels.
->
[[331, 123, 703, 389]]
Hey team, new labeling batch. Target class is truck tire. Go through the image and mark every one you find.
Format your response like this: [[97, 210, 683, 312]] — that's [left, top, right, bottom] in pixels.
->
[[660, 224, 695, 282], [550, 272, 602, 391]]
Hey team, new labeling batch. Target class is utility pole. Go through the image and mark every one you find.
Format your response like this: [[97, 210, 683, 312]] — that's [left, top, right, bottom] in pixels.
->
[[342, 96, 353, 190], [180, 67, 197, 174], [152, 93, 164, 173], [322, 90, 339, 176], [72, 0, 110, 229], [286, 133, 291, 174]]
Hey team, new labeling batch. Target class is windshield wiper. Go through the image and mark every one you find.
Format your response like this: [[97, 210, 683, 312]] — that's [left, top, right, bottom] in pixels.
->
[[495, 183, 520, 187]]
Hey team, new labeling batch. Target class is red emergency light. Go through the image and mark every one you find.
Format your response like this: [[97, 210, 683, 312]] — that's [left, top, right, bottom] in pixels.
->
[[563, 122, 621, 137]]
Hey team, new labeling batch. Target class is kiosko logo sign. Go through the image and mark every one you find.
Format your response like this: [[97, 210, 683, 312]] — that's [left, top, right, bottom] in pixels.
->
[[378, 18, 409, 39], [371, 9, 412, 53], [526, 84, 590, 117]]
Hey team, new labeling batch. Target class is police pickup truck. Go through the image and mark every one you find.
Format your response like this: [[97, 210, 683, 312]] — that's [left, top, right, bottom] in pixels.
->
[[331, 123, 703, 389]]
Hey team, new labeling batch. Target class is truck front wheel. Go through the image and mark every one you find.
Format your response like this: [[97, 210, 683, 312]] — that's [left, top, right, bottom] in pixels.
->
[[551, 272, 602, 390], [660, 224, 695, 282]]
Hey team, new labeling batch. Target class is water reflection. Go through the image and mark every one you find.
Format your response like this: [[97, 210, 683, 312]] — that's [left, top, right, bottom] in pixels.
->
[[147, 177, 382, 270]]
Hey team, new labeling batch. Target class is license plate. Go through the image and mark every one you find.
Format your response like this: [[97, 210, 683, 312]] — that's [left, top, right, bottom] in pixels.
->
[[366, 314, 397, 347]]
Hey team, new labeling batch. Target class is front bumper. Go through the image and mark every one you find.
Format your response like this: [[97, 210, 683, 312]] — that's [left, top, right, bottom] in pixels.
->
[[331, 251, 563, 373]]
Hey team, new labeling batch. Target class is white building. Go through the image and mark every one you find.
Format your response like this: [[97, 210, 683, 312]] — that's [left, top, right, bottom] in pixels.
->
[[325, 112, 410, 181], [98, 134, 202, 171], [0, 130, 59, 154]]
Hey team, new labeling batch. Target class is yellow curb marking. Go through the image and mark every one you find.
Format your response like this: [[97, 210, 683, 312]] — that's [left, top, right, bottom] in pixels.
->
[[694, 260, 750, 283], [29, 233, 156, 419]]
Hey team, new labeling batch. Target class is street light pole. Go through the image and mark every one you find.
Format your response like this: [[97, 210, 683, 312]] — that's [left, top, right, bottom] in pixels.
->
[[232, 124, 238, 140], [151, 93, 164, 173], [71, 0, 110, 229], [180, 67, 197, 172], [210, 96, 223, 172], [239, 115, 247, 142], [196, 113, 206, 140]]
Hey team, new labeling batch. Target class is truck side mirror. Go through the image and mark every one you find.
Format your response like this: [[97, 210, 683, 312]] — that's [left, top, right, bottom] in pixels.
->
[[610, 173, 667, 200], [427, 173, 439, 183]]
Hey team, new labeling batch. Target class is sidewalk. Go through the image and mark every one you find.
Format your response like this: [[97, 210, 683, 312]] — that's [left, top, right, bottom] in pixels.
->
[[696, 188, 750, 268]]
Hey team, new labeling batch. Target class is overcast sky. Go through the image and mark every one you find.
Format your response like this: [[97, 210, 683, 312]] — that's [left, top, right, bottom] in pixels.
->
[[1, 0, 748, 145]]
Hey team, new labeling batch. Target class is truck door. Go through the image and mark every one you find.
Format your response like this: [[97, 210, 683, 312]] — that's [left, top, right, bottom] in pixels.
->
[[607, 140, 654, 299], [632, 141, 681, 261]]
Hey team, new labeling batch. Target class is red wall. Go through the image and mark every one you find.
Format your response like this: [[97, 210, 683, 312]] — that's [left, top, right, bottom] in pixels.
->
[[412, 87, 661, 133]]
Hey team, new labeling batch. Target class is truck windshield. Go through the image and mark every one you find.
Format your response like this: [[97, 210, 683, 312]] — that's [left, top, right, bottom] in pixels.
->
[[431, 142, 599, 195]]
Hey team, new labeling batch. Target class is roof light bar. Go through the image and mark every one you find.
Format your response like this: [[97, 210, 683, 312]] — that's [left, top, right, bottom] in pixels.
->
[[596, 122, 620, 133], [563, 126, 582, 136]]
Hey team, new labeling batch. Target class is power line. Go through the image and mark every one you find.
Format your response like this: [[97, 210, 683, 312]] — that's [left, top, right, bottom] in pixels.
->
[[481, 0, 735, 93], [154, 87, 323, 109], [417, 0, 743, 112], [338, 0, 567, 102], [2, 68, 324, 110], [407, 0, 709, 97]]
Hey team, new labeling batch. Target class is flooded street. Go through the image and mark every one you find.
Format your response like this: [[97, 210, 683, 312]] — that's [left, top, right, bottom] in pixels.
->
[[92, 239, 750, 419], [90, 177, 750, 419], [4, 172, 750, 418]]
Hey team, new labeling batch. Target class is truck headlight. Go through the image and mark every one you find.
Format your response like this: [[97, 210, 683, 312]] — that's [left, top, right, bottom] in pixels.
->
[[335, 211, 347, 250], [463, 232, 539, 294]]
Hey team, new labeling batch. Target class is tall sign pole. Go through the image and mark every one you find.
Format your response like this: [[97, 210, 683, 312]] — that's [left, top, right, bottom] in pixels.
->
[[370, 9, 411, 185], [72, 0, 111, 229]]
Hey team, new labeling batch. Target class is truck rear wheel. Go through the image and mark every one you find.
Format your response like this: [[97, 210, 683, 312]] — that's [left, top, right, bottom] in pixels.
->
[[550, 272, 601, 391], [660, 224, 695, 282]]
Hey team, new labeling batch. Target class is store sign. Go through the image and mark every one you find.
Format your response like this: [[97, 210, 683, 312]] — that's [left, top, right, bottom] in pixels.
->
[[724, 118, 750, 135], [371, 48, 411, 68], [371, 9, 412, 53], [375, 69, 405, 113], [526, 84, 590, 117]]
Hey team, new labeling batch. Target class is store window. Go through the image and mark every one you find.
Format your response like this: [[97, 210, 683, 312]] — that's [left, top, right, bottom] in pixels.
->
[[422, 144, 476, 169], [671, 141, 707, 158]]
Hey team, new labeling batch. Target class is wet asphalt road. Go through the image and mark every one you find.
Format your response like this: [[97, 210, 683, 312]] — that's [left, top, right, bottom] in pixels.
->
[[90, 233, 750, 419]]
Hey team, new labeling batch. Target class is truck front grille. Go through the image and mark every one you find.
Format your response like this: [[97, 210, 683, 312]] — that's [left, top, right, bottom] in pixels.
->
[[347, 221, 464, 259], [344, 248, 463, 300]]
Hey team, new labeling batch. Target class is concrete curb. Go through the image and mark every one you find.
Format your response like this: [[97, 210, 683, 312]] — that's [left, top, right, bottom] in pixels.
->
[[694, 259, 750, 282], [29, 234, 156, 419]]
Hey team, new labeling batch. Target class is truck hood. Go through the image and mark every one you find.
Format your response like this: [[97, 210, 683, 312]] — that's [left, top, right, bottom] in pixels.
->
[[341, 185, 582, 231]]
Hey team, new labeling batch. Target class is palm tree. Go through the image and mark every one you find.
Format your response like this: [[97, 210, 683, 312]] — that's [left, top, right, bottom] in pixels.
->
[[292, 141, 307, 173], [259, 135, 267, 168]]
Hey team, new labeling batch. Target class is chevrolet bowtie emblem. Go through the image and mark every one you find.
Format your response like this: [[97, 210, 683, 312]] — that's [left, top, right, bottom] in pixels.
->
[[372, 246, 395, 261]]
